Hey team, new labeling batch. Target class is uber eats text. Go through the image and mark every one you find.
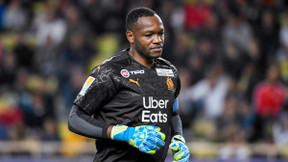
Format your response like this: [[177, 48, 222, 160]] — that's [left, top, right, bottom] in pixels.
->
[[142, 97, 168, 123]]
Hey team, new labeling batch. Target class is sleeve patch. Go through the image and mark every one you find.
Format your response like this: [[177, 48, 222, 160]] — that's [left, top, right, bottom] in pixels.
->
[[79, 76, 95, 96]]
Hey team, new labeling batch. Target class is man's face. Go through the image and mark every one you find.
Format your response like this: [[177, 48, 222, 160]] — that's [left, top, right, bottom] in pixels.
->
[[131, 15, 164, 59]]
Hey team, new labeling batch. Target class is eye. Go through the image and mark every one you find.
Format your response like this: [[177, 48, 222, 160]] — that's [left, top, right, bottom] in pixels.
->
[[145, 34, 152, 37]]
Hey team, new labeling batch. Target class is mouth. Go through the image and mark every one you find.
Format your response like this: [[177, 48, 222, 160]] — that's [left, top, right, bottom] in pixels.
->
[[150, 46, 163, 52]]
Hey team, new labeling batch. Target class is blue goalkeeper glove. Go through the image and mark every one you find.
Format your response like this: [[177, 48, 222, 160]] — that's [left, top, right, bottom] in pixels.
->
[[169, 135, 190, 162], [111, 125, 166, 154]]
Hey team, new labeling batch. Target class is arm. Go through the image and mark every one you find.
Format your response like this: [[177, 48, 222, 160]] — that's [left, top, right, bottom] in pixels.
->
[[171, 97, 183, 136], [68, 67, 117, 139], [68, 104, 112, 138], [171, 114, 183, 136], [169, 98, 190, 162], [68, 104, 165, 155]]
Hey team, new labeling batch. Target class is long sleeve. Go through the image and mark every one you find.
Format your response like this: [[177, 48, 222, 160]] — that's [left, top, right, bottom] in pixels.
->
[[68, 104, 110, 139], [171, 98, 183, 136], [171, 113, 183, 136]]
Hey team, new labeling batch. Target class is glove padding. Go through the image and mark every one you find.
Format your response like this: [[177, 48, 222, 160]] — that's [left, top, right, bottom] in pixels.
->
[[169, 135, 190, 162], [111, 125, 166, 154]]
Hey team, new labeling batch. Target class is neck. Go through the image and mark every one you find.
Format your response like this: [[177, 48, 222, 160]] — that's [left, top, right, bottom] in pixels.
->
[[128, 49, 153, 68]]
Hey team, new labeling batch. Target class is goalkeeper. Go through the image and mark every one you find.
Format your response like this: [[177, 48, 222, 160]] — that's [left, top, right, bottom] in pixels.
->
[[68, 7, 189, 162]]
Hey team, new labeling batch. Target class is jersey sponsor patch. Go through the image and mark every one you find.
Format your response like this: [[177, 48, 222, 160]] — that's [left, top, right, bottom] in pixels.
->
[[142, 96, 169, 123], [155, 68, 174, 77], [79, 76, 95, 96], [130, 70, 145, 75], [121, 69, 145, 78], [120, 69, 130, 78]]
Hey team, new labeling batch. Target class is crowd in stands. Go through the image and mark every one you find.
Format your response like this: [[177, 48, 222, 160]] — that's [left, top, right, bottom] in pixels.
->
[[0, 0, 288, 159]]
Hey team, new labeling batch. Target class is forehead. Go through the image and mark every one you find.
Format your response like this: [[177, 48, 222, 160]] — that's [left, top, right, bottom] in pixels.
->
[[133, 15, 164, 32]]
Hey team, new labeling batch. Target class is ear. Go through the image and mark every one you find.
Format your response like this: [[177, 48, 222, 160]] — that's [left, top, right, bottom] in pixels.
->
[[126, 30, 134, 44]]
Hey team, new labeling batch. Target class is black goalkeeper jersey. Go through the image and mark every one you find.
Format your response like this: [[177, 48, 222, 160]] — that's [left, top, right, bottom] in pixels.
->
[[74, 48, 181, 162]]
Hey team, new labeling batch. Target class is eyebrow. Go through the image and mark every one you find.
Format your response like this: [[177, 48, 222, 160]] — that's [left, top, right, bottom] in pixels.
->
[[143, 28, 164, 33]]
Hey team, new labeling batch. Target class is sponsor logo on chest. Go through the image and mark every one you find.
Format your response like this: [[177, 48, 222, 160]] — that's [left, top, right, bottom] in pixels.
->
[[143, 96, 169, 109], [141, 96, 169, 123], [120, 69, 145, 78], [130, 70, 145, 75]]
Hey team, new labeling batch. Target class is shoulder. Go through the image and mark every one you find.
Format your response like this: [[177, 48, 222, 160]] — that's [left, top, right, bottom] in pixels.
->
[[91, 49, 130, 74], [156, 57, 177, 69], [156, 57, 181, 97]]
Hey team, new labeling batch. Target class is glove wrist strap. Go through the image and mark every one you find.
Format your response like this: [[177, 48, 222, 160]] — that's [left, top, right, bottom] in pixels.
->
[[111, 125, 128, 141], [110, 126, 116, 139], [172, 135, 186, 143]]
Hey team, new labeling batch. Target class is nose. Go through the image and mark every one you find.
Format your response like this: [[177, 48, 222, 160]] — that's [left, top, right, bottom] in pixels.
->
[[153, 35, 163, 44]]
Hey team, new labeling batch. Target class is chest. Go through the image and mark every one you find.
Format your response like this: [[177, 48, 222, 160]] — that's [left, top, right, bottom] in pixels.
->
[[119, 67, 177, 97], [100, 67, 177, 124]]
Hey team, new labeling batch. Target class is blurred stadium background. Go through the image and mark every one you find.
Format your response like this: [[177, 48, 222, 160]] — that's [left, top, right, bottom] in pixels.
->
[[0, 0, 288, 161]]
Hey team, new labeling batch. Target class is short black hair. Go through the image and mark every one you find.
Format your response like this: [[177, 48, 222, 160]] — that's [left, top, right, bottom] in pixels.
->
[[126, 7, 156, 31]]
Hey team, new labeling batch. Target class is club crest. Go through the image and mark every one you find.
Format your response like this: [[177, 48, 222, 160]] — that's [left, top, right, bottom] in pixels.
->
[[166, 77, 174, 91]]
